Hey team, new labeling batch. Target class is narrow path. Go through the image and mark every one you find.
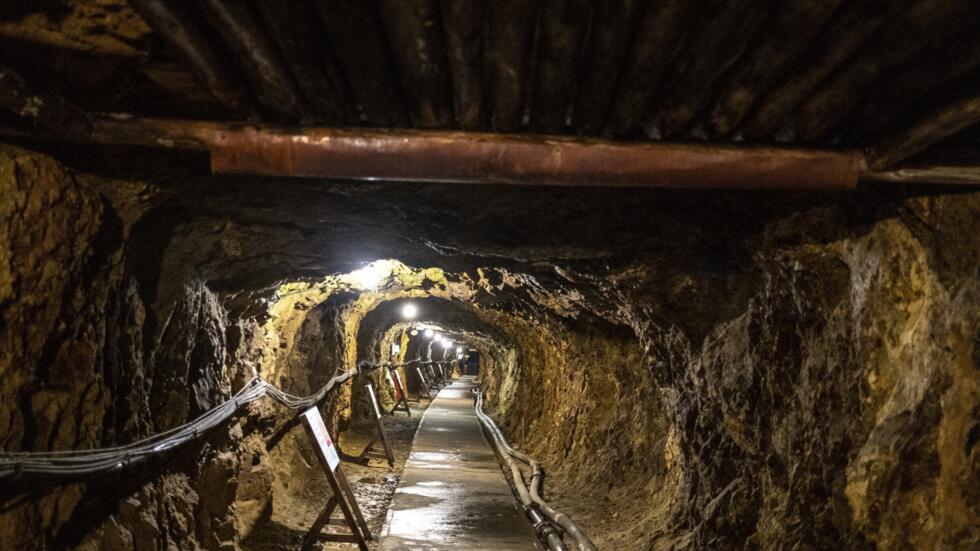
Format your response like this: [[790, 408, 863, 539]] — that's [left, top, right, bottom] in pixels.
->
[[379, 376, 541, 550]]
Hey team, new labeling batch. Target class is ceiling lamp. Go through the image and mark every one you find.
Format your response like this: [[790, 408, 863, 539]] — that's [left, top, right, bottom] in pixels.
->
[[401, 303, 418, 319], [349, 262, 385, 290]]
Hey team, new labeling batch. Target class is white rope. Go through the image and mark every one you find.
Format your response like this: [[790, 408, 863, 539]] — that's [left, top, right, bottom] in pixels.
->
[[0, 368, 359, 479]]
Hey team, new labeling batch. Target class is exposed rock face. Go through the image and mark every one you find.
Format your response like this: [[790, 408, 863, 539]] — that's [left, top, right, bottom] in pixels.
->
[[0, 143, 977, 550]]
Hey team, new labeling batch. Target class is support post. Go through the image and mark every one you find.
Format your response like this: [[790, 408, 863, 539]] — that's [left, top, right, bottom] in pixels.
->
[[351, 383, 395, 468], [416, 366, 433, 400], [387, 366, 412, 414], [300, 407, 372, 550]]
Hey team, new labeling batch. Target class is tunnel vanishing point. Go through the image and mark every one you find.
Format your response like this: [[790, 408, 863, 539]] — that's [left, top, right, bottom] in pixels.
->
[[1, 1, 979, 550]]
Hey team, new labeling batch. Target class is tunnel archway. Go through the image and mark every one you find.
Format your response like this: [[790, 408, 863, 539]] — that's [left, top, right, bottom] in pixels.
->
[[1, 3, 978, 548]]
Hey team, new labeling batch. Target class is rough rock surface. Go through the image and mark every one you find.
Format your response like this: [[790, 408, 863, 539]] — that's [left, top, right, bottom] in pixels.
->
[[1, 142, 977, 550]]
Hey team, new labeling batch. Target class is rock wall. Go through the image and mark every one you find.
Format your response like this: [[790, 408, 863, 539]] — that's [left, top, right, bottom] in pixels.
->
[[0, 145, 347, 550], [1, 142, 976, 550], [475, 191, 979, 549]]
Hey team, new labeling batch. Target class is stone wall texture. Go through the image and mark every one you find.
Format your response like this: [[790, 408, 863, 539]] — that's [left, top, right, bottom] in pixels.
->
[[1, 144, 977, 550]]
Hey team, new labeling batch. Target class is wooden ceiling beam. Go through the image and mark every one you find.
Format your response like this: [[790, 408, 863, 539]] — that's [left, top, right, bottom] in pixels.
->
[[440, 0, 486, 130], [377, 0, 454, 129], [198, 0, 306, 121], [868, 95, 980, 170], [487, 0, 537, 133], [705, 0, 844, 138], [569, 0, 646, 135], [251, 0, 350, 124], [313, 0, 408, 127], [0, 65, 92, 140], [651, 0, 779, 139], [794, 0, 975, 142], [603, 0, 691, 137], [739, 0, 909, 140], [530, 0, 591, 134], [846, 30, 980, 145], [130, 0, 255, 117]]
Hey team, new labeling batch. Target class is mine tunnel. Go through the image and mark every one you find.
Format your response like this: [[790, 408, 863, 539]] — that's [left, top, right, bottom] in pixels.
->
[[1, 1, 979, 550]]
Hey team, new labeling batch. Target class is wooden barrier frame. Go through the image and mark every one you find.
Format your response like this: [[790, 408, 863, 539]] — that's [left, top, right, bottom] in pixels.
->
[[427, 364, 442, 389], [416, 366, 433, 400], [300, 407, 372, 550], [350, 383, 395, 468], [388, 367, 414, 412]]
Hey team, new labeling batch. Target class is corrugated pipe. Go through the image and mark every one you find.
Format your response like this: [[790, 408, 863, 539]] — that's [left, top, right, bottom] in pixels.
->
[[474, 390, 596, 551]]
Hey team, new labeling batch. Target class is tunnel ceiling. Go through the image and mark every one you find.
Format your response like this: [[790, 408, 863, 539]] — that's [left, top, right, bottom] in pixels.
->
[[1, 0, 979, 175], [104, 155, 895, 332]]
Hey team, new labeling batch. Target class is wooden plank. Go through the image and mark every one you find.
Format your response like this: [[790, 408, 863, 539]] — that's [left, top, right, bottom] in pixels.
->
[[739, 0, 910, 140], [845, 29, 980, 145], [388, 367, 413, 413], [705, 0, 844, 138], [530, 0, 592, 133], [416, 367, 434, 400], [377, 0, 454, 128], [440, 0, 486, 130], [867, 95, 980, 170], [301, 495, 337, 550], [251, 0, 350, 123], [199, 0, 306, 120], [130, 0, 255, 117], [570, 0, 646, 135], [603, 0, 692, 136], [794, 0, 975, 142], [488, 0, 537, 132], [651, 0, 779, 139], [0, 65, 92, 140], [312, 0, 408, 127], [301, 409, 371, 551]]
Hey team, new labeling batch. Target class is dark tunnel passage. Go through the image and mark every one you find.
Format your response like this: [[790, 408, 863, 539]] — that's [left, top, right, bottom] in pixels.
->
[[1, 143, 977, 550], [1, 2, 979, 550]]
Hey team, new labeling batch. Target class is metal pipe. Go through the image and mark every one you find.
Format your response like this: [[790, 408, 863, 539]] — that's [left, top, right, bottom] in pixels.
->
[[475, 392, 568, 551], [78, 116, 864, 190], [475, 391, 598, 550]]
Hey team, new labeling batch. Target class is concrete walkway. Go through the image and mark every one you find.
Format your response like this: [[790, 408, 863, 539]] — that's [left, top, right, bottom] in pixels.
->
[[379, 377, 541, 550]]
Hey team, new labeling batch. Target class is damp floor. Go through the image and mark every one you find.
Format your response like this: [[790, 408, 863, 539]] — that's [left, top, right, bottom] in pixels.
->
[[379, 376, 540, 550]]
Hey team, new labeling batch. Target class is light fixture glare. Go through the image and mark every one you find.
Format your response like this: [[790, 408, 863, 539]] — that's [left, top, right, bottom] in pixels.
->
[[401, 303, 418, 319]]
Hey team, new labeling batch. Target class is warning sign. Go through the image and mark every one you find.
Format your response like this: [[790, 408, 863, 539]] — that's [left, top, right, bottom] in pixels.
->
[[302, 407, 341, 471]]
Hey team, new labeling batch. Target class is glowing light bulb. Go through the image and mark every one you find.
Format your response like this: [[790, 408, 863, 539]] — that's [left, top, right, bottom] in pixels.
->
[[442, 339, 453, 348], [401, 303, 418, 319], [410, 329, 419, 336], [456, 346, 464, 353], [424, 328, 434, 338], [350, 262, 384, 290]]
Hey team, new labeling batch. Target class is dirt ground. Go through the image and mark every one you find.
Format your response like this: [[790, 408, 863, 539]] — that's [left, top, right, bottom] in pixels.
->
[[244, 397, 432, 550]]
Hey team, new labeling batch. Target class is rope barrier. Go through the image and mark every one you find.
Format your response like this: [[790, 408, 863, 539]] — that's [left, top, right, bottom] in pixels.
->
[[0, 367, 360, 479], [0, 359, 457, 479]]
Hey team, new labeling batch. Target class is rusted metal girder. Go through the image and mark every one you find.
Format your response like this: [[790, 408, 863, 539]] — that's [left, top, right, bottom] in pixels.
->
[[86, 117, 864, 190]]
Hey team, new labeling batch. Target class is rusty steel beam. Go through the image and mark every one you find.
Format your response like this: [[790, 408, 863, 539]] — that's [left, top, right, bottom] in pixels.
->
[[81, 116, 864, 190]]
